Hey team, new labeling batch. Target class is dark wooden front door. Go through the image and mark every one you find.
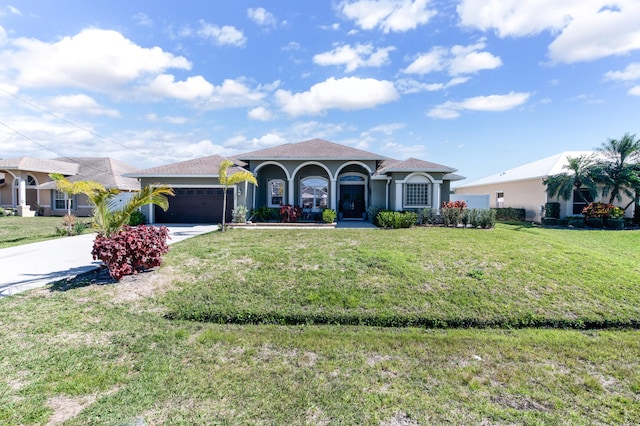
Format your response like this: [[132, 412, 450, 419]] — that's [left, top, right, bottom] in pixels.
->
[[339, 185, 365, 219]]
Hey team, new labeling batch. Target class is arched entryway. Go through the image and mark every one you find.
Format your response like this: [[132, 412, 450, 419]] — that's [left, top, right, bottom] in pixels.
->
[[338, 173, 367, 219]]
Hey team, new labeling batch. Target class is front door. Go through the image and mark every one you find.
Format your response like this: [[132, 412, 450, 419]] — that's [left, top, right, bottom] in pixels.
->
[[339, 185, 365, 219]]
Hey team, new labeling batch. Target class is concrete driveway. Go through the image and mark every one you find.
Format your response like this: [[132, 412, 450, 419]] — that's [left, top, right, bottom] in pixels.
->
[[0, 224, 216, 297]]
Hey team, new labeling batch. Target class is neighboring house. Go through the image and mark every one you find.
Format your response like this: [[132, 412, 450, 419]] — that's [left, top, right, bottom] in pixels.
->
[[454, 151, 634, 221], [128, 138, 463, 224], [0, 157, 140, 217]]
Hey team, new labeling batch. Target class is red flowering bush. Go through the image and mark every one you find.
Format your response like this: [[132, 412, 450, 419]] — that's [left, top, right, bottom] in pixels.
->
[[92, 225, 170, 281], [441, 200, 468, 227], [279, 204, 302, 223], [442, 200, 467, 209], [582, 202, 624, 219]]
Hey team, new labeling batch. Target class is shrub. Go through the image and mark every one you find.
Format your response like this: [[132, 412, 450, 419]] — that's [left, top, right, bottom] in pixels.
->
[[232, 205, 249, 223], [0, 207, 4, 217], [322, 209, 337, 223], [493, 207, 526, 222], [582, 202, 624, 219], [279, 204, 302, 223], [92, 225, 170, 281], [542, 217, 558, 227], [128, 210, 146, 226], [376, 211, 417, 229], [417, 208, 438, 225], [586, 217, 604, 228], [568, 216, 585, 228], [478, 209, 496, 229], [251, 206, 278, 222], [366, 205, 383, 224], [606, 218, 624, 230], [544, 202, 560, 219], [441, 201, 467, 227], [56, 214, 82, 236]]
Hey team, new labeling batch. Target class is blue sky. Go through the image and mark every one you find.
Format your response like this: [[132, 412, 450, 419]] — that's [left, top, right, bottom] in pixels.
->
[[0, 1, 639, 182]]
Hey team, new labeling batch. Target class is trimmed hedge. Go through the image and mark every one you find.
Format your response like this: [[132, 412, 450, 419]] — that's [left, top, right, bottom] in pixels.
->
[[544, 202, 560, 219], [376, 211, 418, 229], [492, 207, 526, 222]]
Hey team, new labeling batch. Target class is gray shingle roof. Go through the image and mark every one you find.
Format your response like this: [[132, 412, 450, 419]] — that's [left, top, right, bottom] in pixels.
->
[[0, 156, 80, 175], [238, 138, 388, 161], [375, 157, 457, 174], [37, 157, 141, 191], [126, 155, 247, 177]]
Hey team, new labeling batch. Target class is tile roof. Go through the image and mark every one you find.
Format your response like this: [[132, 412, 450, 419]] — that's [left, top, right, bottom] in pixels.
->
[[0, 156, 80, 175], [126, 155, 247, 177], [456, 151, 598, 188], [238, 138, 388, 161], [375, 157, 457, 174], [37, 157, 141, 191]]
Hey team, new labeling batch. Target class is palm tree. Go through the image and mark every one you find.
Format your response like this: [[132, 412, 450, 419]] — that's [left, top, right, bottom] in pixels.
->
[[85, 184, 174, 236], [218, 159, 257, 231], [49, 173, 104, 217], [544, 154, 598, 204], [593, 133, 640, 210]]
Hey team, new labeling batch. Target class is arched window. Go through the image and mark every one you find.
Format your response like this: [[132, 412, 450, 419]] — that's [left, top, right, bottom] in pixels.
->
[[404, 175, 431, 207], [301, 177, 328, 210]]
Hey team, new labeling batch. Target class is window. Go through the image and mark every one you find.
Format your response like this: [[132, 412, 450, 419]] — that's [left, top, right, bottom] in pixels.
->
[[301, 177, 328, 210], [268, 179, 285, 207], [54, 190, 72, 210], [496, 191, 505, 208], [405, 183, 430, 207], [572, 189, 593, 215]]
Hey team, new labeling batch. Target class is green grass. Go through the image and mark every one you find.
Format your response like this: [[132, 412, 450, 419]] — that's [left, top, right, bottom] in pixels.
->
[[0, 216, 91, 248], [164, 225, 640, 328], [1, 223, 639, 424]]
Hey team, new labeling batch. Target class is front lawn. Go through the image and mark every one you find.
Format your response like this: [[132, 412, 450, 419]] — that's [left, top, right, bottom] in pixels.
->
[[0, 224, 639, 425], [0, 216, 90, 249]]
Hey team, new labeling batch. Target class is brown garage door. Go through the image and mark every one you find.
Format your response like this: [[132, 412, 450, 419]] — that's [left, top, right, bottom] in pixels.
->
[[154, 188, 234, 223]]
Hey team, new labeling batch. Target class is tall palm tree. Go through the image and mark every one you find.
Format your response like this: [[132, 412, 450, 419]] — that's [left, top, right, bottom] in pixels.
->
[[544, 154, 598, 204], [593, 133, 640, 209], [218, 159, 257, 231]]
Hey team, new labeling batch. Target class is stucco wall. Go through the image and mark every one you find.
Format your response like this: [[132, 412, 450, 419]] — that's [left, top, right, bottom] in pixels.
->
[[455, 179, 547, 221]]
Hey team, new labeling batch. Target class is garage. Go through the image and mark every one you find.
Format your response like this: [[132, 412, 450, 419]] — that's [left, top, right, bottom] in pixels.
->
[[154, 187, 234, 224]]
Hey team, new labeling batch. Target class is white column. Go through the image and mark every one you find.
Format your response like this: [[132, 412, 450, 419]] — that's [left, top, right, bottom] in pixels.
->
[[395, 181, 403, 211], [18, 177, 27, 206], [288, 178, 295, 205], [330, 179, 337, 210], [433, 182, 442, 214]]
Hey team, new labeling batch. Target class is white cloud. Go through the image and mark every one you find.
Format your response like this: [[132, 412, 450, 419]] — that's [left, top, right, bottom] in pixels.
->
[[0, 25, 7, 46], [133, 13, 153, 27], [276, 77, 399, 116], [320, 23, 341, 31], [313, 43, 395, 72], [457, 0, 640, 63], [629, 86, 640, 96], [198, 21, 246, 47], [395, 77, 469, 94], [248, 106, 273, 121], [427, 91, 531, 119], [46, 94, 119, 117], [380, 141, 426, 158], [145, 74, 214, 101], [247, 8, 277, 27], [403, 41, 501, 76], [0, 28, 191, 92], [225, 133, 287, 149], [339, 0, 437, 33], [604, 62, 640, 81], [164, 116, 188, 124]]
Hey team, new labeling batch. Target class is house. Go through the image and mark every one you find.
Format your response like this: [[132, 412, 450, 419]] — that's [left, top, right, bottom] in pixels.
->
[[454, 151, 634, 221], [128, 138, 463, 224], [0, 157, 140, 217]]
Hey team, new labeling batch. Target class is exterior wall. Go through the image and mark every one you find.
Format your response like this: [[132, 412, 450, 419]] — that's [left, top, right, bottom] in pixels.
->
[[457, 179, 635, 220], [455, 179, 547, 221]]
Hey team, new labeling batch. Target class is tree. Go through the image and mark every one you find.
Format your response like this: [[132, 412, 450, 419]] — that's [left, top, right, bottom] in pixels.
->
[[50, 174, 174, 237], [544, 154, 598, 204], [593, 133, 640, 211], [218, 159, 257, 231], [85, 184, 174, 237], [50, 173, 104, 216]]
